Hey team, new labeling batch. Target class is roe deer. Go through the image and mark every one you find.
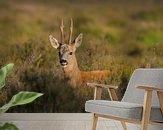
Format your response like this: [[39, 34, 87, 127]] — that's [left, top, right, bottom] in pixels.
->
[[49, 19, 111, 87]]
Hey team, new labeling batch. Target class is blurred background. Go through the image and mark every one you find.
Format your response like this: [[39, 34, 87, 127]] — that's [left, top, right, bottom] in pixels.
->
[[0, 0, 163, 112]]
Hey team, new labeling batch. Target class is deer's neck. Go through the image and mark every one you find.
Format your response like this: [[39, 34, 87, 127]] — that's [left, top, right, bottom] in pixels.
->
[[62, 58, 81, 87]]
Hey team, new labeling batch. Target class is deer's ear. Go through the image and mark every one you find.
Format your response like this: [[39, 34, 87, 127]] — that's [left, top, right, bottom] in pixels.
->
[[74, 33, 83, 48], [49, 35, 59, 49]]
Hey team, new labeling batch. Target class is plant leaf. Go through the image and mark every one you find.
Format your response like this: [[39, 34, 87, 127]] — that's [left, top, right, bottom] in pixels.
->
[[0, 123, 19, 130], [0, 63, 14, 90], [9, 91, 43, 106], [0, 91, 43, 114], [0, 103, 11, 114]]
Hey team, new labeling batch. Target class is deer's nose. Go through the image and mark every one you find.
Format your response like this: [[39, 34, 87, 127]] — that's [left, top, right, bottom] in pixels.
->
[[60, 59, 68, 65]]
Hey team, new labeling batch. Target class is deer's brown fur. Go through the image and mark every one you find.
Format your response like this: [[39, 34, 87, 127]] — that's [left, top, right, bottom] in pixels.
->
[[62, 53, 111, 87]]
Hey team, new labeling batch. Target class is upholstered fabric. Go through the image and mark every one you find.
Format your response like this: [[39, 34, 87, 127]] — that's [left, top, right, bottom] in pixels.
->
[[85, 100, 163, 122], [122, 68, 163, 106]]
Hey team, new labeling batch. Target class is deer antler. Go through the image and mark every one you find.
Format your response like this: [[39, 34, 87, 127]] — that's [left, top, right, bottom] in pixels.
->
[[60, 18, 64, 43], [68, 18, 73, 44]]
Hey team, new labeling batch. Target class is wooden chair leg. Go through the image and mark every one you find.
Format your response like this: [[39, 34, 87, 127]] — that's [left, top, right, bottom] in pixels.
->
[[141, 90, 152, 130], [157, 91, 163, 114], [121, 121, 127, 130], [92, 113, 98, 130]]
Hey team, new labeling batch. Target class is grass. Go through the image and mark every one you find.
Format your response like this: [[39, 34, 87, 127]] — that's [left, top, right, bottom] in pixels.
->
[[136, 29, 163, 46], [0, 0, 163, 112]]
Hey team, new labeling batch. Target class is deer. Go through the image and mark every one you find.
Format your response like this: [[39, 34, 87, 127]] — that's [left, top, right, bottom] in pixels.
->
[[49, 19, 111, 87]]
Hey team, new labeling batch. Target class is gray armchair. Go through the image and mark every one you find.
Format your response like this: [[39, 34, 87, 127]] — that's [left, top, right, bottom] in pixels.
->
[[85, 68, 163, 130]]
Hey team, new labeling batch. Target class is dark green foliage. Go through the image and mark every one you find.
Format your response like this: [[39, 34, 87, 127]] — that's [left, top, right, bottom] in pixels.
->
[[0, 123, 19, 130]]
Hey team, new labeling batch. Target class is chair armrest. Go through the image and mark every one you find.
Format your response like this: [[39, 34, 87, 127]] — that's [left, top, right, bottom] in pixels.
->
[[87, 82, 118, 89], [87, 82, 119, 101], [137, 86, 163, 92]]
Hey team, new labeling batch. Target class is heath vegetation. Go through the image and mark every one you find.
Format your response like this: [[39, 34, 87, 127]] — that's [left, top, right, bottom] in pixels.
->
[[0, 0, 163, 112]]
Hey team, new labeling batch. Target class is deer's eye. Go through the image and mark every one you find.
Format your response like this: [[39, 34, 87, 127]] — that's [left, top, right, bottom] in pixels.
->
[[69, 52, 73, 55]]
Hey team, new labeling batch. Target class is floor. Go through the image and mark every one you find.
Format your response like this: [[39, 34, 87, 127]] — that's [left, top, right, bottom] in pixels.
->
[[0, 113, 141, 130]]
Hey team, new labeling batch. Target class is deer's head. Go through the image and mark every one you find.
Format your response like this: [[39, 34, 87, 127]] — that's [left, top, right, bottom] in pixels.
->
[[49, 19, 83, 68]]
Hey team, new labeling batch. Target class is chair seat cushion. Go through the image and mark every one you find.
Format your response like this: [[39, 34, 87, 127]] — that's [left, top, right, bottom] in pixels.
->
[[85, 100, 163, 122]]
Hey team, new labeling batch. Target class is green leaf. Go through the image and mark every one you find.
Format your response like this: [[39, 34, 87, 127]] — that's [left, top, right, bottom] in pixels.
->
[[0, 63, 14, 90], [0, 123, 19, 130], [0, 103, 11, 114], [9, 91, 43, 106], [0, 91, 43, 113]]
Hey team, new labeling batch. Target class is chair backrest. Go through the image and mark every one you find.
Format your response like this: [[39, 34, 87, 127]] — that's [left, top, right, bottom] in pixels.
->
[[122, 68, 163, 107]]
